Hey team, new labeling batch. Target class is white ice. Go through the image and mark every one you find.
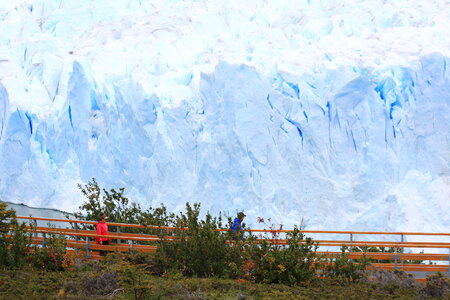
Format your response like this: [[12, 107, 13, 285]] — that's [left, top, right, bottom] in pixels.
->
[[0, 0, 449, 233]]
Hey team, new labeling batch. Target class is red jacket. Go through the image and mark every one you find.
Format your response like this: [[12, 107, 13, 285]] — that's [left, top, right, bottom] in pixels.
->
[[96, 220, 110, 244]]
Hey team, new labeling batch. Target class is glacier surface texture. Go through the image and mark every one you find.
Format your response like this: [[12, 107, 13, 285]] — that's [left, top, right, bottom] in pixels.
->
[[0, 0, 449, 231]]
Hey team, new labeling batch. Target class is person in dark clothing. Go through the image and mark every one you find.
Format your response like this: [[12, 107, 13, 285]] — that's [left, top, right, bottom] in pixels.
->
[[232, 212, 246, 240], [96, 212, 110, 256]]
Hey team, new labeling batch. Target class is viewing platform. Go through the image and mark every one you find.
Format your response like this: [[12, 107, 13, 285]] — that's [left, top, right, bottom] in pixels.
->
[[17, 216, 450, 282]]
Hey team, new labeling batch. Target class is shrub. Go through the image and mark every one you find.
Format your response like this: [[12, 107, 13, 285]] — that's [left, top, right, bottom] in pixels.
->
[[0, 202, 15, 235], [421, 272, 450, 298], [75, 178, 145, 225], [120, 251, 164, 275], [0, 202, 33, 268], [156, 204, 321, 285], [366, 268, 416, 288], [65, 266, 121, 298], [223, 239, 249, 279], [73, 178, 175, 238], [321, 246, 370, 282], [156, 203, 232, 278], [117, 261, 152, 300], [0, 203, 71, 271], [246, 227, 319, 285], [31, 230, 68, 271]]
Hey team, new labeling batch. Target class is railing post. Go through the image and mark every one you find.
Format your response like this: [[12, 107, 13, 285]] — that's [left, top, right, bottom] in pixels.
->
[[117, 226, 121, 244], [74, 222, 79, 241], [41, 233, 47, 248], [85, 237, 90, 259], [33, 219, 38, 239], [400, 234, 404, 265], [130, 240, 134, 250], [394, 247, 399, 269], [349, 233, 353, 254]]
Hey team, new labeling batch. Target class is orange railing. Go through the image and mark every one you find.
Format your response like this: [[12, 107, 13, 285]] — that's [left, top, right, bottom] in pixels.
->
[[16, 216, 450, 281]]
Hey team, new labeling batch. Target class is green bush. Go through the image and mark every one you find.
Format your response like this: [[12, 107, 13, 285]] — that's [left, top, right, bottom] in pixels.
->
[[73, 255, 157, 300], [0, 202, 33, 269], [223, 239, 249, 279], [31, 230, 68, 271], [156, 203, 232, 277], [321, 246, 370, 282], [75, 178, 145, 225], [120, 251, 164, 275], [117, 261, 152, 300], [246, 227, 319, 285], [64, 261, 121, 298], [0, 203, 70, 271], [366, 268, 416, 291], [73, 178, 175, 238], [421, 272, 450, 298], [156, 204, 322, 285]]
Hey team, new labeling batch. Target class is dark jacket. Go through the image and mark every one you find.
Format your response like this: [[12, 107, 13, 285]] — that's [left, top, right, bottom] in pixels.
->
[[232, 217, 242, 233]]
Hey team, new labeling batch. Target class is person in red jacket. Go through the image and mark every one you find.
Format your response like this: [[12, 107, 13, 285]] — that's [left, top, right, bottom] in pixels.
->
[[96, 212, 110, 256]]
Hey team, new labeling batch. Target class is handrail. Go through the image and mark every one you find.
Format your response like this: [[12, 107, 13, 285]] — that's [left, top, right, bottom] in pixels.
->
[[16, 216, 450, 236], [17, 216, 193, 231], [316, 252, 450, 260], [24, 227, 450, 249], [295, 230, 450, 236], [33, 229, 163, 242], [28, 226, 162, 239], [30, 226, 450, 245], [261, 239, 450, 247]]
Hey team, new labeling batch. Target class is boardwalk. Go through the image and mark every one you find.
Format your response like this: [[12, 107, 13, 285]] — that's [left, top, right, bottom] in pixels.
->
[[17, 216, 450, 282]]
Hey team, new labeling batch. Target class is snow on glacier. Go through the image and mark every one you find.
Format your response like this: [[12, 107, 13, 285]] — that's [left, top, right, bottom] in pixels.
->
[[0, 0, 449, 232]]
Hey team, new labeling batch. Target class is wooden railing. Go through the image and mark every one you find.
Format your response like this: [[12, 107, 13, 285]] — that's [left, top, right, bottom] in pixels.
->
[[16, 216, 450, 281]]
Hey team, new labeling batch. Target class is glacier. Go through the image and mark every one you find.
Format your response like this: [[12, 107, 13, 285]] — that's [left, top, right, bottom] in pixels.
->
[[0, 0, 449, 232]]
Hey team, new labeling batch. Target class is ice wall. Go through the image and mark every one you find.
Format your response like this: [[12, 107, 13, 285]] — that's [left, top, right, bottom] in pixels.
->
[[0, 0, 449, 231]]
